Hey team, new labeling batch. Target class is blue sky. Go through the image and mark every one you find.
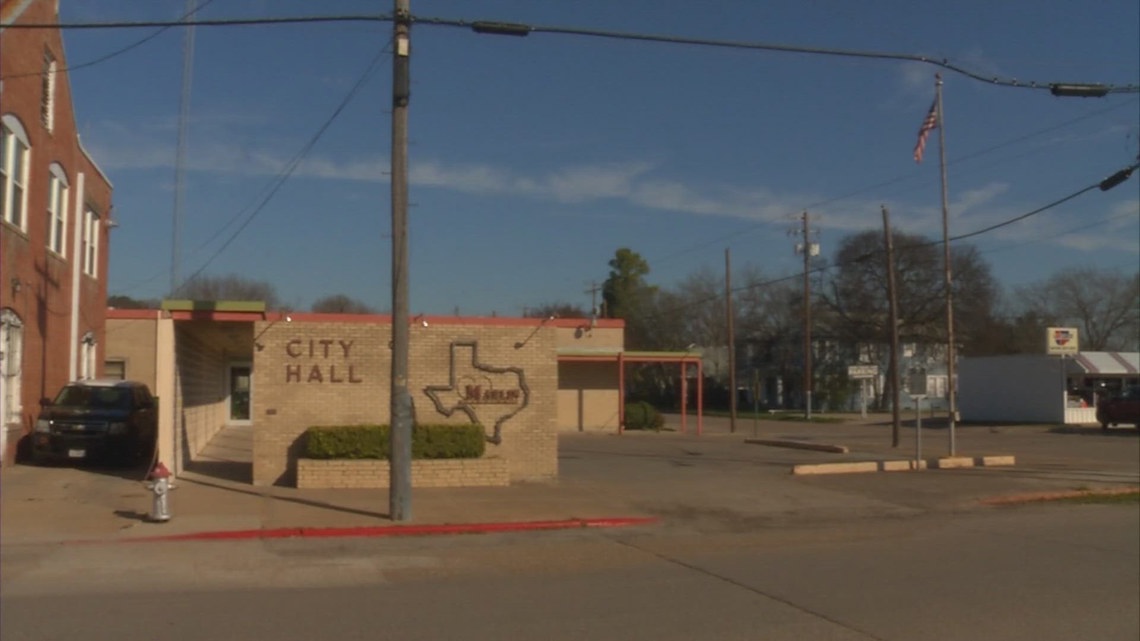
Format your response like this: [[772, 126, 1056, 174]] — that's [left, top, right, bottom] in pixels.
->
[[55, 0, 1140, 315]]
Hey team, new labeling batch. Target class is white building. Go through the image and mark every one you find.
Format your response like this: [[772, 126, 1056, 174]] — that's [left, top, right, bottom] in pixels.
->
[[959, 352, 1139, 425]]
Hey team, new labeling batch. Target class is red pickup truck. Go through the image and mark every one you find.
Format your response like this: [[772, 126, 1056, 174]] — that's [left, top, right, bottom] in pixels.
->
[[1097, 385, 1140, 430]]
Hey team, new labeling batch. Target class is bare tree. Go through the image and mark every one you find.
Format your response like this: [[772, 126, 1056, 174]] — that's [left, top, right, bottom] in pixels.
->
[[1016, 268, 1140, 351], [311, 294, 377, 314], [176, 274, 285, 309], [523, 303, 589, 319]]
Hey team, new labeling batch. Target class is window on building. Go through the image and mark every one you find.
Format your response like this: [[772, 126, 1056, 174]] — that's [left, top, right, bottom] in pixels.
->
[[1, 309, 24, 429], [42, 51, 57, 133], [82, 208, 100, 277], [1, 116, 31, 231], [47, 164, 68, 256], [104, 359, 126, 381]]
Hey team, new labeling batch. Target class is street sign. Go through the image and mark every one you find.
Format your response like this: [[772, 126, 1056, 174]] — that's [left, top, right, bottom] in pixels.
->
[[1045, 327, 1079, 355], [908, 367, 928, 395], [847, 364, 878, 379]]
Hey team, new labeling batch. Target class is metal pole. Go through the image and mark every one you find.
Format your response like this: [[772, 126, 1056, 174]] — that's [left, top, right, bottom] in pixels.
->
[[726, 248, 737, 433], [935, 74, 957, 456], [882, 206, 902, 447], [802, 211, 812, 421], [915, 396, 923, 465], [388, 0, 413, 522]]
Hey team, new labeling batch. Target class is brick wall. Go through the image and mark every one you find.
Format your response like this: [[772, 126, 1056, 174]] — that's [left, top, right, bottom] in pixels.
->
[[297, 457, 509, 489], [1, 0, 113, 465], [252, 317, 558, 487]]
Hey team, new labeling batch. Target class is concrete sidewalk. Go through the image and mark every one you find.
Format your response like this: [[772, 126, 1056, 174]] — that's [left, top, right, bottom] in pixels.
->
[[2, 415, 1136, 545]]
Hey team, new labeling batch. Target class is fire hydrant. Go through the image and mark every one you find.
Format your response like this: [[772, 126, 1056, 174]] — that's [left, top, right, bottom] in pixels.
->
[[146, 461, 172, 523]]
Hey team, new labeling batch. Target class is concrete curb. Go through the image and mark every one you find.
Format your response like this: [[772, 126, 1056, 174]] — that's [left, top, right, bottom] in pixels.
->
[[70, 516, 661, 545], [745, 438, 849, 454], [792, 455, 1016, 475]]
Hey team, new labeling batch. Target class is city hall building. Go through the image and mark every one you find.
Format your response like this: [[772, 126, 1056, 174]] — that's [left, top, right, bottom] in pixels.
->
[[106, 303, 703, 488]]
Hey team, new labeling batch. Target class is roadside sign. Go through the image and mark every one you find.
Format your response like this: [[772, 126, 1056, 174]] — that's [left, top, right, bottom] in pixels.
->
[[908, 367, 928, 395], [1045, 327, 1079, 355], [847, 364, 878, 379]]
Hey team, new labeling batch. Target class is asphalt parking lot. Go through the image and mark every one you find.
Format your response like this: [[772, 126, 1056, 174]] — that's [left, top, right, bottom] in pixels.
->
[[1, 413, 1137, 542]]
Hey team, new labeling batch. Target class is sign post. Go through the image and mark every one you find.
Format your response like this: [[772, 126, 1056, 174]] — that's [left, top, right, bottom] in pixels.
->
[[908, 367, 928, 464], [847, 365, 878, 420], [1046, 327, 1079, 423]]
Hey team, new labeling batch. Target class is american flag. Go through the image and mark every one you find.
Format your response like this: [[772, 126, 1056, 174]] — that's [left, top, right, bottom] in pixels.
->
[[913, 99, 938, 164]]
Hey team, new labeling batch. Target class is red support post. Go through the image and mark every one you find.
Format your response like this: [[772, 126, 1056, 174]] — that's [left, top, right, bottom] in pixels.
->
[[697, 358, 704, 436], [680, 361, 688, 435], [618, 352, 625, 435]]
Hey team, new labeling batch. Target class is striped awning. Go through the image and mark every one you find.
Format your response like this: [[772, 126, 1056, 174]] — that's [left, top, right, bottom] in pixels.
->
[[1072, 352, 1139, 375]]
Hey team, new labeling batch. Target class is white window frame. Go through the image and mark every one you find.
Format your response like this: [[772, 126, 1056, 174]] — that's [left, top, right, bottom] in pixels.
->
[[42, 51, 57, 133], [1, 115, 31, 232], [82, 208, 100, 277], [47, 163, 69, 257], [1, 309, 24, 429]]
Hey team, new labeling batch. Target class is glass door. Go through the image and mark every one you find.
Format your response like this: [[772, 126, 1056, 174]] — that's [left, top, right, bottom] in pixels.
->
[[228, 364, 252, 423]]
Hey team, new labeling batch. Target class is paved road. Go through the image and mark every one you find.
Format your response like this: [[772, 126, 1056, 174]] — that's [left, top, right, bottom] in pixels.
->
[[3, 503, 1137, 640]]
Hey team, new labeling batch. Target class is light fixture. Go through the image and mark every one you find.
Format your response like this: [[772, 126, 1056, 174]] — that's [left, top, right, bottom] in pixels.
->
[[254, 313, 292, 351], [413, 313, 428, 327]]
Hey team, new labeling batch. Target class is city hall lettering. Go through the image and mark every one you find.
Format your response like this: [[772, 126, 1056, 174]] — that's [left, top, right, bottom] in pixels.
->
[[284, 339, 363, 384]]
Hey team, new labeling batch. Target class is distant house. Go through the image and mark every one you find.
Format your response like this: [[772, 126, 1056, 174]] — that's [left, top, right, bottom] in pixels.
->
[[1, 0, 114, 466], [959, 352, 1140, 425]]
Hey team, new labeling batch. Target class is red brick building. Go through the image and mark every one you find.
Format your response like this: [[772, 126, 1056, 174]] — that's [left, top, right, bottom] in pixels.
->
[[2, 0, 114, 466]]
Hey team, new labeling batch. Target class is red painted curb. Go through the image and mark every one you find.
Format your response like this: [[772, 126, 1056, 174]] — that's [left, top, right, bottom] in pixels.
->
[[72, 516, 659, 545]]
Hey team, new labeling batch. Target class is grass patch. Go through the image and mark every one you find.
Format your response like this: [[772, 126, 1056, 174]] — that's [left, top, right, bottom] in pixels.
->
[[702, 410, 847, 423], [1053, 490, 1140, 505]]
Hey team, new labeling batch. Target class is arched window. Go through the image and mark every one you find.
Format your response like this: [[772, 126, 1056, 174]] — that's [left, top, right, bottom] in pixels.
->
[[47, 162, 69, 256], [1, 115, 31, 232]]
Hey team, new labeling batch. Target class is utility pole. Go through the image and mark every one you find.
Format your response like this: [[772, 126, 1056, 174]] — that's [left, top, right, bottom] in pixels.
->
[[585, 281, 601, 322], [935, 74, 957, 455], [170, 0, 197, 295], [882, 206, 902, 447], [725, 248, 736, 433], [388, 0, 412, 521], [796, 211, 816, 421]]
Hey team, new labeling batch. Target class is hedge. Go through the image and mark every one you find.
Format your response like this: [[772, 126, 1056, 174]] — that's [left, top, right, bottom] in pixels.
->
[[624, 401, 665, 431], [304, 424, 486, 460]]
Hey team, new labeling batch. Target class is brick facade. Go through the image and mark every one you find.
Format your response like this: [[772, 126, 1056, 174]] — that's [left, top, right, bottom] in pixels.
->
[[252, 315, 561, 487], [1, 0, 113, 466]]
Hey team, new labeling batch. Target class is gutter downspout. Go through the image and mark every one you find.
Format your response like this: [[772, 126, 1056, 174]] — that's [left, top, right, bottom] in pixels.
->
[[68, 172, 85, 380]]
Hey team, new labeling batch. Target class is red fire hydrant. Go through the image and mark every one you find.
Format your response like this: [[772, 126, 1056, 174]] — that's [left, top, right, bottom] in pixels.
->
[[146, 461, 172, 523]]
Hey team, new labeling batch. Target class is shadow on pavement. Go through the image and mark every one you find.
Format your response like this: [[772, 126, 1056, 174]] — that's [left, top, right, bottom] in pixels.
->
[[179, 474, 390, 521]]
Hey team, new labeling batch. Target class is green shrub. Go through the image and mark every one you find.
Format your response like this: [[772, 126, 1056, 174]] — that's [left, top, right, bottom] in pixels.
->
[[304, 424, 485, 460], [624, 401, 664, 431]]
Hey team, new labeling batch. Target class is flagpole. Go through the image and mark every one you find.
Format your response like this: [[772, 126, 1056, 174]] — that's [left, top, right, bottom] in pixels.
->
[[935, 73, 957, 455]]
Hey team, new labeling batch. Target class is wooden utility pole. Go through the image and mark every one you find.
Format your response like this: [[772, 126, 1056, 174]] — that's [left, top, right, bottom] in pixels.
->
[[801, 211, 813, 420], [389, 0, 412, 521], [882, 206, 902, 447], [726, 248, 736, 433]]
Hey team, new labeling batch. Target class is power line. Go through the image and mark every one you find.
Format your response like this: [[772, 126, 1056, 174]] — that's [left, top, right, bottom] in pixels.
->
[[9, 12, 1138, 94], [0, 0, 218, 80], [649, 98, 1138, 265], [415, 15, 1140, 95], [177, 42, 391, 290], [641, 161, 1140, 320]]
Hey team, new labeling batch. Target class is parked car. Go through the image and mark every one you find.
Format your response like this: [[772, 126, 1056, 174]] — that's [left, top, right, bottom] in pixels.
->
[[1097, 385, 1140, 430], [32, 380, 158, 466]]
